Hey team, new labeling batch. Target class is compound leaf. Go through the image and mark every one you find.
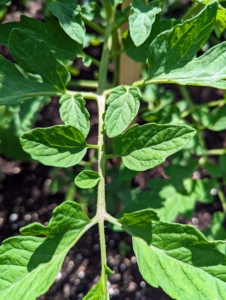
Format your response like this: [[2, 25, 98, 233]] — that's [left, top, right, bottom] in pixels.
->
[[0, 56, 60, 106], [112, 124, 196, 171], [105, 86, 140, 138], [146, 3, 226, 89], [0, 201, 91, 300], [47, 0, 85, 44], [20, 125, 87, 167], [132, 219, 226, 300], [129, 0, 161, 46], [74, 170, 100, 189], [60, 94, 90, 138], [9, 29, 70, 92]]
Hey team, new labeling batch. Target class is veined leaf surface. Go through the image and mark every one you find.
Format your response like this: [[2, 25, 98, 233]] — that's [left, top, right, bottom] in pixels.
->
[[47, 0, 85, 44], [105, 86, 140, 138], [131, 220, 226, 300], [0, 15, 83, 63], [74, 170, 100, 189], [146, 2, 226, 89], [112, 124, 196, 171], [9, 29, 70, 92], [20, 125, 87, 167], [60, 94, 90, 138], [0, 201, 91, 300], [0, 56, 60, 106], [129, 0, 161, 46]]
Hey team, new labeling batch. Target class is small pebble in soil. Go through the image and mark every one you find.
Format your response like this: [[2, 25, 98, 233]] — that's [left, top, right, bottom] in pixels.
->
[[191, 217, 199, 226], [9, 213, 18, 222], [210, 188, 218, 195], [140, 281, 146, 288], [131, 256, 137, 264]]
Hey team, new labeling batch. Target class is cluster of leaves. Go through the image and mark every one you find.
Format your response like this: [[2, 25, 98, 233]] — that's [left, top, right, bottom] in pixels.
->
[[0, 0, 226, 299]]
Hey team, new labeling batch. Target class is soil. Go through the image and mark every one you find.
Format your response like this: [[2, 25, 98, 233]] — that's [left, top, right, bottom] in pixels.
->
[[0, 1, 225, 300]]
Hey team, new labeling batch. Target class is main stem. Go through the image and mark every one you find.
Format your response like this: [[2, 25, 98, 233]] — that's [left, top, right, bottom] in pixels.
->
[[96, 3, 114, 294]]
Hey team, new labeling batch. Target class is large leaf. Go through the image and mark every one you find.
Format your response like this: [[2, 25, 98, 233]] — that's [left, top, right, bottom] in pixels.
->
[[0, 201, 91, 300], [60, 94, 90, 138], [119, 210, 226, 300], [132, 222, 226, 300], [20, 125, 87, 167], [146, 2, 226, 89], [129, 0, 161, 46], [47, 0, 85, 44], [0, 15, 83, 63], [0, 56, 60, 106], [112, 123, 196, 171], [9, 29, 70, 92], [105, 86, 140, 138]]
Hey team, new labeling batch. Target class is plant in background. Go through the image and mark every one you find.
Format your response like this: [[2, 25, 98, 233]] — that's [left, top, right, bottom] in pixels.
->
[[0, 0, 226, 299]]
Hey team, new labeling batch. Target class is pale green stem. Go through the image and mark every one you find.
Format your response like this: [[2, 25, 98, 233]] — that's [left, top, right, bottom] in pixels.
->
[[82, 16, 105, 35], [87, 144, 99, 149], [95, 4, 114, 293], [67, 79, 99, 90], [204, 149, 226, 156], [66, 90, 98, 100], [218, 189, 226, 213]]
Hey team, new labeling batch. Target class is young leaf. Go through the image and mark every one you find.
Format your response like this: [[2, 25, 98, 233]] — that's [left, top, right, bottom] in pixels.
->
[[132, 221, 226, 300], [112, 123, 196, 171], [47, 0, 85, 44], [0, 15, 83, 63], [0, 201, 91, 300], [105, 86, 140, 138], [20, 125, 87, 167], [129, 0, 161, 46], [83, 272, 108, 300], [0, 56, 60, 106], [74, 170, 100, 189], [60, 94, 90, 138], [9, 29, 70, 92], [146, 2, 226, 89]]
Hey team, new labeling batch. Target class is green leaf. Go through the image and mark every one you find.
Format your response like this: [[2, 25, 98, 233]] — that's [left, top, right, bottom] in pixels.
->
[[204, 162, 223, 178], [129, 0, 161, 46], [0, 0, 9, 4], [123, 17, 181, 63], [0, 56, 60, 106], [74, 170, 100, 189], [9, 29, 70, 92], [47, 0, 85, 44], [132, 220, 226, 300], [0, 201, 91, 300], [60, 94, 90, 138], [118, 209, 160, 243], [0, 96, 50, 161], [20, 125, 87, 167], [112, 123, 196, 171], [207, 106, 226, 131], [0, 15, 83, 63], [83, 272, 108, 300], [219, 155, 226, 174], [146, 3, 226, 89], [105, 86, 140, 138]]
